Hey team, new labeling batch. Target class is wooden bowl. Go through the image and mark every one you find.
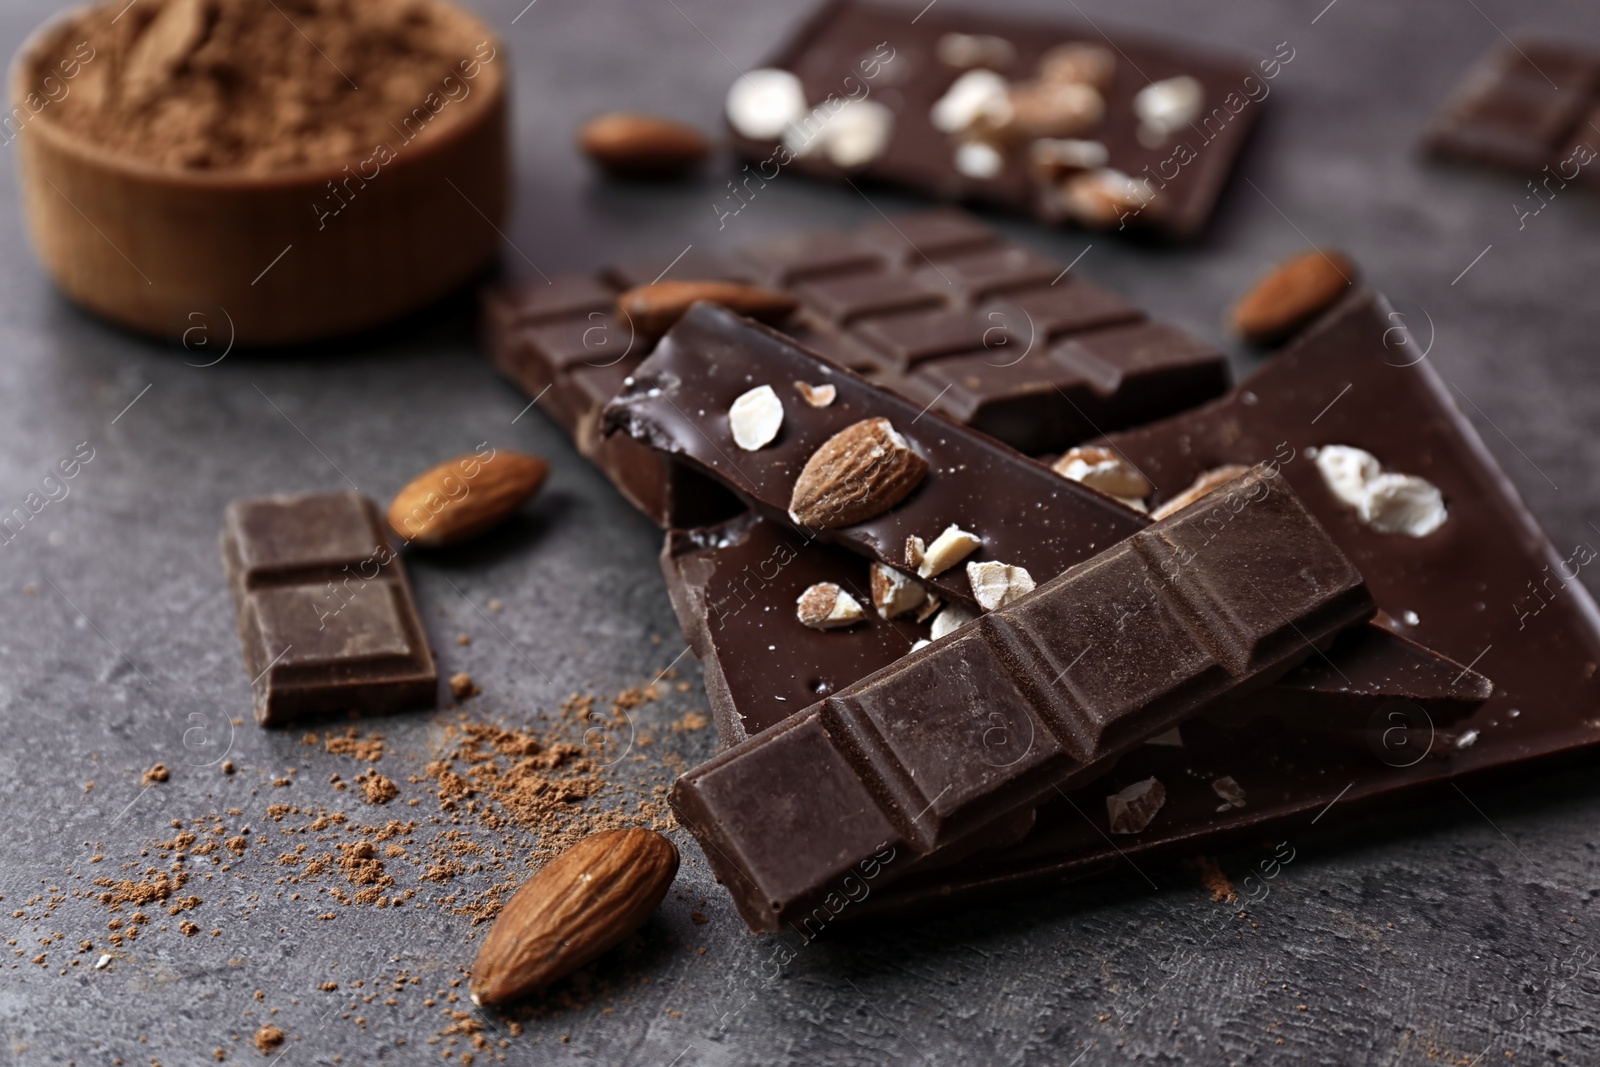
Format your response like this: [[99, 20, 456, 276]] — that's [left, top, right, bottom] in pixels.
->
[[9, 4, 509, 347]]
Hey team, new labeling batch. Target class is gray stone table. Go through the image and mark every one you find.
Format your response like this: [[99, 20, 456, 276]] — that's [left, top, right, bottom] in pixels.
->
[[2, 0, 1600, 1064]]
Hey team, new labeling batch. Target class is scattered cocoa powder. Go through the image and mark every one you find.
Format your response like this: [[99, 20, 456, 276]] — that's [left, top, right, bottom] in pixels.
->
[[325, 729, 384, 762], [141, 763, 169, 784], [1187, 854, 1238, 904], [32, 0, 500, 172]]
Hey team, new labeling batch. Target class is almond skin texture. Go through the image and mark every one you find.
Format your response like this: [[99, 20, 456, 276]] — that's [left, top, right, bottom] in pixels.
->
[[788, 417, 928, 529], [1231, 250, 1357, 345], [471, 828, 679, 1007], [387, 451, 548, 548], [618, 281, 799, 341], [578, 113, 710, 179]]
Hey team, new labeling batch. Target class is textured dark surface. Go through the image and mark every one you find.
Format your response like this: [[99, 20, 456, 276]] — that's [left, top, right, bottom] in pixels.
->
[[3, 1, 1600, 1066]]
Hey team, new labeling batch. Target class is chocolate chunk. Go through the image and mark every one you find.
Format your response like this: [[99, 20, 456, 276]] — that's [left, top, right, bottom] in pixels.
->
[[660, 514, 1489, 746], [725, 2, 1262, 239], [1425, 41, 1600, 174], [221, 493, 437, 727], [483, 211, 1229, 526], [670, 467, 1374, 931], [603, 302, 1151, 606], [1096, 290, 1600, 820]]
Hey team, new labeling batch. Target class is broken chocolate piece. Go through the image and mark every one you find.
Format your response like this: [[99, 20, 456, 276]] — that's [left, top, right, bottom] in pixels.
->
[[221, 493, 438, 727], [670, 467, 1374, 931]]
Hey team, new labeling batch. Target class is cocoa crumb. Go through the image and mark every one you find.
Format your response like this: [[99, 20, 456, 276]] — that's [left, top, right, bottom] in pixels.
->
[[1187, 855, 1237, 904], [141, 764, 169, 785], [449, 673, 480, 700], [357, 772, 399, 805], [253, 1025, 284, 1054]]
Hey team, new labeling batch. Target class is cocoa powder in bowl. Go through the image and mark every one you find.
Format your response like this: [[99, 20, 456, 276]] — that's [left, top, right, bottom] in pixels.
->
[[28, 0, 499, 173]]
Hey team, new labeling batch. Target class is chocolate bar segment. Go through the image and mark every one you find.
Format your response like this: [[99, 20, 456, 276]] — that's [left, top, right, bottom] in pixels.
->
[[663, 513, 1488, 746], [221, 493, 438, 727], [726, 0, 1263, 239], [1425, 41, 1600, 177], [604, 302, 1151, 606], [670, 467, 1374, 931], [483, 210, 1230, 521]]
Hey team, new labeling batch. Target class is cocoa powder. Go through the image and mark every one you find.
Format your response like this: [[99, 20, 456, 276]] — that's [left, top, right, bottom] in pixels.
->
[[30, 0, 498, 172]]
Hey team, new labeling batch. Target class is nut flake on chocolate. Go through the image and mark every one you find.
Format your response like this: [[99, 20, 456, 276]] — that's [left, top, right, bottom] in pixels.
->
[[728, 385, 784, 451], [931, 69, 1011, 134], [1060, 168, 1158, 228], [1133, 76, 1204, 145], [1212, 776, 1247, 810], [966, 561, 1035, 611], [1107, 777, 1166, 834], [911, 524, 982, 578], [1039, 42, 1117, 90], [954, 140, 1005, 179], [1030, 137, 1110, 178], [929, 603, 977, 641], [1052, 445, 1152, 507], [1315, 445, 1446, 537], [1001, 80, 1105, 139], [788, 99, 895, 168], [795, 583, 866, 630], [1150, 464, 1252, 520], [726, 68, 807, 139], [794, 381, 837, 408], [936, 33, 1017, 71], [870, 562, 928, 619]]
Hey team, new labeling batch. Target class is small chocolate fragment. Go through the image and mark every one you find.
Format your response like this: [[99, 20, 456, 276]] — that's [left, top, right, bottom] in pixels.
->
[[670, 467, 1374, 931], [221, 492, 437, 727]]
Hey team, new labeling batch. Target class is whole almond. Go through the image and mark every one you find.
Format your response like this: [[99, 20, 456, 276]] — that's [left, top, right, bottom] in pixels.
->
[[578, 113, 710, 179], [470, 828, 679, 1007], [618, 280, 799, 341], [1231, 250, 1357, 345], [788, 417, 928, 529], [387, 451, 548, 548]]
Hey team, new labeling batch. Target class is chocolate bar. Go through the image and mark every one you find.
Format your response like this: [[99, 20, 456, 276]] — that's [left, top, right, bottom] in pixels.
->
[[605, 301, 1151, 607], [221, 492, 438, 727], [1099, 289, 1600, 773], [663, 513, 1490, 745], [723, 0, 1271, 239], [482, 210, 1231, 524], [670, 466, 1375, 931], [1424, 41, 1600, 180], [851, 289, 1600, 920]]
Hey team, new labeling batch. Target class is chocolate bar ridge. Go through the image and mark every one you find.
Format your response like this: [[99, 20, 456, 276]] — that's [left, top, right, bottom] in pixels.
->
[[670, 467, 1374, 931], [222, 492, 438, 727]]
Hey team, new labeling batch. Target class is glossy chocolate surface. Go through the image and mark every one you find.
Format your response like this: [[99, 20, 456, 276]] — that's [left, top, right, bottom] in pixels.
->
[[604, 302, 1150, 607]]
